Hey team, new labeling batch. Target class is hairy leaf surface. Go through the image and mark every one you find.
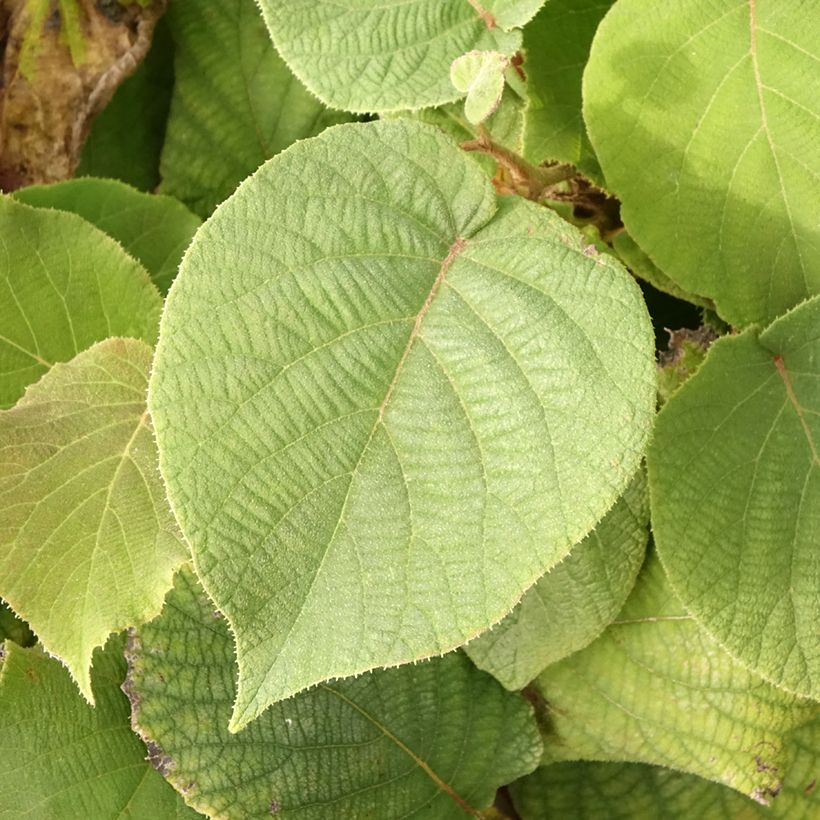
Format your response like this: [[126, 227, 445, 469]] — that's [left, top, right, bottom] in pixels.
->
[[0, 636, 200, 819], [160, 0, 352, 217], [465, 470, 649, 690], [649, 295, 820, 698], [149, 119, 656, 728], [522, 0, 612, 180], [510, 716, 820, 820], [0, 339, 188, 701], [535, 554, 817, 804], [584, 0, 820, 326], [257, 0, 540, 113], [14, 178, 201, 294], [126, 568, 542, 819], [0, 197, 161, 409]]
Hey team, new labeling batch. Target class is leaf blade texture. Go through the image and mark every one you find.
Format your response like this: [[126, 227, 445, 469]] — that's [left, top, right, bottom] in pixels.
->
[[534, 554, 817, 804], [14, 178, 201, 294], [583, 0, 820, 326], [159, 0, 353, 218], [0, 636, 200, 819], [0, 338, 188, 700], [465, 470, 649, 690], [149, 119, 656, 729], [256, 0, 534, 113], [0, 196, 161, 409], [649, 295, 820, 698], [126, 567, 543, 820]]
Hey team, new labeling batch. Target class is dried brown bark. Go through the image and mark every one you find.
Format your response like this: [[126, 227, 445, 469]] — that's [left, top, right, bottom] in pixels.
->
[[0, 0, 166, 191]]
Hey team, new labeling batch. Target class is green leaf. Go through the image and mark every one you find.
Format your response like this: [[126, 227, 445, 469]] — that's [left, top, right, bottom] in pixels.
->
[[0, 196, 161, 409], [0, 338, 188, 702], [0, 636, 200, 819], [160, 0, 352, 218], [451, 51, 509, 125], [76, 20, 174, 192], [534, 553, 817, 805], [0, 600, 35, 647], [149, 119, 656, 729], [648, 295, 820, 698], [583, 0, 820, 327], [465, 470, 649, 690], [126, 567, 543, 820], [14, 178, 201, 294], [521, 0, 612, 181], [510, 715, 820, 819], [256, 0, 532, 113]]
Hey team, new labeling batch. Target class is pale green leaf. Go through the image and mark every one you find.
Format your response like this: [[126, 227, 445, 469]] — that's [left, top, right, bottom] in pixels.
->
[[0, 196, 161, 409], [257, 0, 530, 113], [14, 178, 201, 294], [0, 338, 188, 702], [77, 20, 174, 192], [160, 0, 352, 217], [451, 51, 509, 125], [0, 636, 201, 819], [522, 0, 612, 180], [149, 119, 656, 729], [126, 567, 543, 820], [534, 554, 817, 804], [649, 295, 820, 698], [465, 470, 649, 690], [583, 0, 820, 327]]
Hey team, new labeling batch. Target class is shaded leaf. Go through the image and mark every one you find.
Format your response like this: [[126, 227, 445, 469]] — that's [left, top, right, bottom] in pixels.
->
[[0, 338, 188, 701], [0, 600, 35, 647], [0, 196, 161, 409], [149, 119, 656, 728], [465, 470, 649, 690], [160, 0, 352, 217], [583, 0, 820, 326], [0, 636, 200, 819], [649, 295, 820, 698], [126, 567, 543, 820], [534, 554, 817, 804], [14, 178, 200, 294]]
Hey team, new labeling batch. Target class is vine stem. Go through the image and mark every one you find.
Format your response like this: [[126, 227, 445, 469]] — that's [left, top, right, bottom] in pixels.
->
[[460, 128, 575, 200]]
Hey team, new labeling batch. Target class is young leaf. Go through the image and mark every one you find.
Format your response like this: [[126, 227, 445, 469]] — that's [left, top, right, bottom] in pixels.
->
[[0, 636, 201, 819], [649, 295, 820, 698], [126, 567, 543, 820], [76, 19, 175, 192], [0, 197, 161, 409], [160, 0, 352, 217], [534, 554, 817, 805], [451, 51, 509, 125], [465, 470, 649, 690], [521, 0, 612, 180], [583, 0, 820, 327], [149, 119, 656, 729], [14, 178, 201, 294], [0, 338, 188, 702], [256, 0, 534, 113]]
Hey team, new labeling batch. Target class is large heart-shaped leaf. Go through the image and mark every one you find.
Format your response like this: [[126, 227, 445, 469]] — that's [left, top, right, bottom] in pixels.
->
[[465, 469, 649, 690], [149, 119, 655, 729], [14, 178, 201, 294], [160, 0, 352, 218], [126, 568, 542, 819], [583, 0, 820, 327], [649, 295, 820, 698], [0, 196, 161, 409], [534, 554, 817, 804], [0, 636, 200, 819], [256, 0, 541, 113], [0, 338, 188, 701]]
